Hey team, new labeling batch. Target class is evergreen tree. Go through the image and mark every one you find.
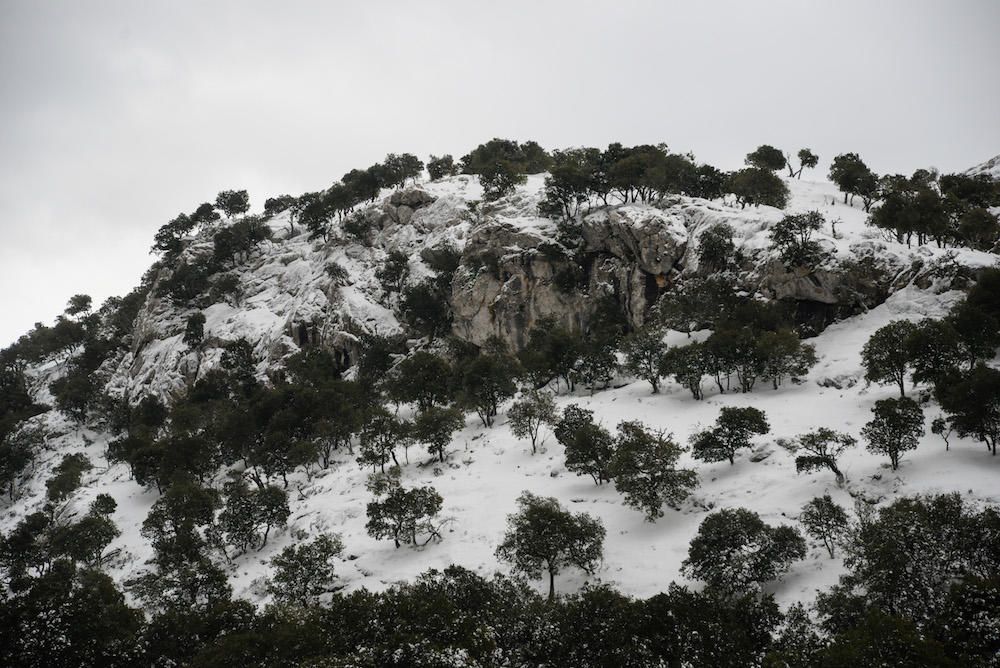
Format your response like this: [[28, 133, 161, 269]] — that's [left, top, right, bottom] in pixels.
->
[[799, 494, 849, 558], [412, 405, 465, 463], [495, 491, 605, 601], [609, 421, 697, 520], [365, 470, 443, 548], [689, 407, 770, 466], [861, 397, 924, 470], [683, 508, 805, 596], [621, 325, 667, 393], [745, 145, 786, 172], [782, 427, 856, 484], [554, 404, 615, 485], [214, 189, 251, 218], [861, 320, 919, 397], [266, 533, 344, 607], [507, 390, 557, 454]]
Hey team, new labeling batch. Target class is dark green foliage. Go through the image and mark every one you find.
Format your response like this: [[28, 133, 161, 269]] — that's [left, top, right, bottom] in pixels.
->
[[191, 202, 221, 226], [697, 222, 739, 273], [220, 337, 258, 397], [757, 328, 817, 389], [356, 406, 407, 472], [157, 257, 213, 305], [745, 144, 787, 172], [212, 216, 273, 266], [457, 340, 520, 427], [376, 249, 410, 294], [266, 533, 344, 607], [412, 405, 465, 462], [507, 389, 557, 454], [426, 154, 456, 180], [689, 406, 770, 466], [554, 404, 615, 485], [783, 427, 856, 483], [496, 491, 605, 600], [215, 189, 250, 218], [263, 194, 295, 218], [935, 363, 1000, 456], [45, 452, 92, 503], [861, 319, 918, 396], [460, 138, 540, 200], [862, 397, 924, 470], [218, 479, 289, 555], [365, 470, 443, 548], [184, 312, 206, 348], [800, 494, 849, 558], [517, 317, 583, 391], [660, 341, 710, 399], [828, 153, 877, 207], [355, 332, 405, 389], [794, 148, 819, 178], [399, 280, 452, 340], [725, 167, 790, 209], [683, 508, 806, 597], [152, 212, 197, 256], [0, 560, 144, 668], [608, 421, 697, 520], [957, 207, 1000, 250], [621, 325, 667, 393], [769, 210, 830, 268], [832, 493, 999, 624], [380, 153, 424, 189], [0, 425, 42, 501], [388, 351, 453, 410]]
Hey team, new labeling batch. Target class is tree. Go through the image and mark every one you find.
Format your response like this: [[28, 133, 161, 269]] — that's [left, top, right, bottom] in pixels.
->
[[725, 168, 790, 209], [689, 407, 770, 466], [365, 471, 443, 548], [218, 480, 289, 555], [861, 320, 918, 396], [768, 211, 829, 268], [800, 495, 849, 558], [376, 249, 410, 295], [957, 207, 1000, 251], [696, 223, 738, 274], [507, 390, 557, 454], [65, 294, 92, 317], [183, 312, 206, 348], [266, 533, 344, 607], [389, 351, 453, 410], [495, 491, 605, 601], [745, 145, 786, 172], [426, 154, 457, 181], [828, 153, 875, 206], [682, 508, 806, 597], [457, 343, 519, 427], [757, 329, 817, 389], [621, 325, 667, 393], [357, 407, 408, 472], [399, 280, 452, 341], [412, 405, 465, 463], [794, 148, 819, 179], [554, 404, 615, 485], [215, 190, 250, 218], [609, 421, 697, 520], [861, 397, 924, 470], [659, 342, 709, 400], [45, 452, 93, 502], [782, 427, 856, 484], [936, 364, 1000, 456]]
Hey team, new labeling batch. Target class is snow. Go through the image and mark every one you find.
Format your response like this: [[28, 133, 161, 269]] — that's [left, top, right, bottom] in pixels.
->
[[5, 173, 999, 611]]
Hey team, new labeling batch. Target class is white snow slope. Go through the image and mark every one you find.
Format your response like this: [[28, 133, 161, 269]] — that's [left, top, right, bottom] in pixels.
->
[[5, 174, 999, 610]]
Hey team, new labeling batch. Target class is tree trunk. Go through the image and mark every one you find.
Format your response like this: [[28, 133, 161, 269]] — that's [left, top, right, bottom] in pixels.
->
[[548, 568, 555, 602]]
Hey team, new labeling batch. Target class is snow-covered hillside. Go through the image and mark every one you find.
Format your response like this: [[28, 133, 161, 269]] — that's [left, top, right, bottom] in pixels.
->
[[5, 173, 999, 609]]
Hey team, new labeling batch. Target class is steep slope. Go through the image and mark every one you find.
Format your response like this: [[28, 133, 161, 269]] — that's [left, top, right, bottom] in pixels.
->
[[4, 173, 998, 608]]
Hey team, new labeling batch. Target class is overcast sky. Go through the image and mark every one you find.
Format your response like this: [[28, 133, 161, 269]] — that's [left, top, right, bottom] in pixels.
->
[[1, 0, 998, 345]]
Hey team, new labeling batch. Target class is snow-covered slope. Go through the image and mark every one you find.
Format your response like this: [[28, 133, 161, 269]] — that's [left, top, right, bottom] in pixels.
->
[[5, 174, 999, 608]]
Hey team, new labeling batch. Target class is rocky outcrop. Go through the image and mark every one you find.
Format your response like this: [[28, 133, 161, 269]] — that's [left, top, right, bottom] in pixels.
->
[[450, 204, 689, 349]]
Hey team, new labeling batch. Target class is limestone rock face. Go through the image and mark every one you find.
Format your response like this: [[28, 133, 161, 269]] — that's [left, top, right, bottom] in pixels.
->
[[450, 205, 689, 349], [383, 188, 437, 226]]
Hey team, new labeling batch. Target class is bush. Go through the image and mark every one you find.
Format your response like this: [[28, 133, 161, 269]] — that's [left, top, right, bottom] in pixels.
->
[[45, 453, 93, 503]]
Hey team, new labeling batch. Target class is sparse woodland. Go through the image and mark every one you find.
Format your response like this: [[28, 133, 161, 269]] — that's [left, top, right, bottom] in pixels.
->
[[1, 138, 999, 666]]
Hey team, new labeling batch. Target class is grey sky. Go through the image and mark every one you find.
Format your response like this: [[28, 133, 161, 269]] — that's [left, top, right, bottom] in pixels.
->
[[1, 0, 998, 346]]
